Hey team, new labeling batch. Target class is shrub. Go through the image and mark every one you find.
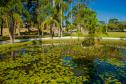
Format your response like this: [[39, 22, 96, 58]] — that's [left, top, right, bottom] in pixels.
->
[[82, 37, 95, 47]]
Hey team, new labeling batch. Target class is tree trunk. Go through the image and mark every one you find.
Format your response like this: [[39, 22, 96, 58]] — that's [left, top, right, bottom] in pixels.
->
[[77, 24, 81, 41], [38, 28, 41, 36], [27, 23, 31, 35], [37, 24, 42, 36], [9, 13, 15, 43], [71, 2, 73, 25], [59, 1, 63, 37], [52, 0, 55, 7], [0, 19, 3, 36], [17, 24, 21, 36], [60, 7, 63, 37], [79, 24, 82, 32], [50, 24, 54, 39]]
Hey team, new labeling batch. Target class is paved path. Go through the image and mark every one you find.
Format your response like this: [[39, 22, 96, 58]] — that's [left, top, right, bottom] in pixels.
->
[[0, 36, 126, 44]]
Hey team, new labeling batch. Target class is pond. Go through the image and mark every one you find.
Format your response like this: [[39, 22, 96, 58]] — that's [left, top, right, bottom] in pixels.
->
[[0, 45, 126, 84], [62, 55, 126, 84]]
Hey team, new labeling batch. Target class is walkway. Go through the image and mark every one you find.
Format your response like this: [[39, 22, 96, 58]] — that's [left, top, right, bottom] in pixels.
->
[[0, 36, 126, 44]]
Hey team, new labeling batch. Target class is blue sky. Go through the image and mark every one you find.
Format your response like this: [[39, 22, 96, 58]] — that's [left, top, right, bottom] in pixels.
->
[[89, 0, 126, 22]]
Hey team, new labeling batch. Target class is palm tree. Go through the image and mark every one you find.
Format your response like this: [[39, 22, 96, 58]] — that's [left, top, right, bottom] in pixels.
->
[[23, 0, 32, 34], [13, 13, 23, 36], [66, 21, 76, 37], [34, 0, 51, 37], [0, 0, 27, 43], [50, 0, 70, 37], [0, 2, 8, 36], [42, 17, 60, 39]]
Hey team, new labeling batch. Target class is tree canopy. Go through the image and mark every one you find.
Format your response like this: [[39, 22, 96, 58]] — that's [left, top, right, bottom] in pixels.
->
[[0, 0, 98, 43]]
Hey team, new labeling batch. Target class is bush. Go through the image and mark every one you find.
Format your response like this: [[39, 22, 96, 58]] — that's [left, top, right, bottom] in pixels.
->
[[82, 37, 95, 47], [0, 36, 10, 41], [0, 35, 40, 41], [63, 32, 71, 36]]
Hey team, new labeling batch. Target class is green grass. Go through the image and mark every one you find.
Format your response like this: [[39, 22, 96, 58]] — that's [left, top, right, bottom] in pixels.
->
[[101, 32, 126, 38], [71, 33, 88, 37], [71, 32, 126, 38]]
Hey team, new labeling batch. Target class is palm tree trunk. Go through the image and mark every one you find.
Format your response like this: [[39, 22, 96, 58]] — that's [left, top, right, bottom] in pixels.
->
[[0, 27, 3, 36], [18, 27, 21, 36], [50, 24, 54, 39], [71, 2, 73, 25], [16, 23, 21, 36], [38, 24, 42, 36], [0, 19, 3, 36], [26, 21, 31, 35], [52, 0, 55, 7], [9, 13, 15, 43], [70, 29, 72, 38], [38, 29, 41, 36], [60, 1, 63, 37]]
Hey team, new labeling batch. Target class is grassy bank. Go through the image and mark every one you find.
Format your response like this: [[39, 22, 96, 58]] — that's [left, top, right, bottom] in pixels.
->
[[0, 39, 82, 54], [0, 39, 126, 49], [0, 39, 126, 54], [100, 40, 126, 47]]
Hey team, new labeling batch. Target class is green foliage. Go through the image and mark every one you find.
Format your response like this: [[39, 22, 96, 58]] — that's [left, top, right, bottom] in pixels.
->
[[82, 37, 95, 47], [108, 18, 126, 31], [70, 4, 97, 35], [104, 76, 122, 84]]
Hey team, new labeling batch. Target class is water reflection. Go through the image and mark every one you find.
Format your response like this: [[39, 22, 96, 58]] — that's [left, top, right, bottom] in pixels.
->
[[0, 54, 4, 61], [0, 47, 40, 61], [108, 46, 126, 56], [62, 56, 126, 84]]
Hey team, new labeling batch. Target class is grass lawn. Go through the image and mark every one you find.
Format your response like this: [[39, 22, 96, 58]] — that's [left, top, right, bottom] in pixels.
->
[[71, 32, 126, 38], [101, 32, 126, 38]]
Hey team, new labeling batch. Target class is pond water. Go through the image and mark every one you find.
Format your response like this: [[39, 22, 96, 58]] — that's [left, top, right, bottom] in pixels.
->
[[0, 45, 126, 83], [62, 55, 126, 84], [61, 47, 126, 84]]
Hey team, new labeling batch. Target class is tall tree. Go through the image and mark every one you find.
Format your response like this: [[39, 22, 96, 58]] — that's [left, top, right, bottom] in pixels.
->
[[0, 0, 27, 43], [0, 0, 8, 36], [13, 13, 23, 36]]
